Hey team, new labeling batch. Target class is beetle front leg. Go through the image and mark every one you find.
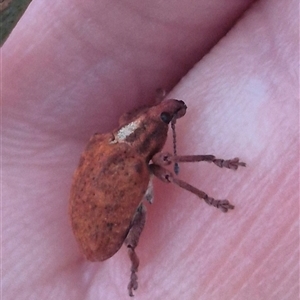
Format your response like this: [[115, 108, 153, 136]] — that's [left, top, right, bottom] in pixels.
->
[[149, 164, 234, 213], [152, 152, 246, 170], [124, 204, 147, 297]]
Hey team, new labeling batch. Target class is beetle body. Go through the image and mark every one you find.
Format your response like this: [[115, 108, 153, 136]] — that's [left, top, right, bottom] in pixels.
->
[[69, 100, 186, 261], [69, 98, 245, 296]]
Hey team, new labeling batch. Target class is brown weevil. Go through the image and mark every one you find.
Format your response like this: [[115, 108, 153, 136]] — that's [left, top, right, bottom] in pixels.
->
[[69, 98, 246, 297]]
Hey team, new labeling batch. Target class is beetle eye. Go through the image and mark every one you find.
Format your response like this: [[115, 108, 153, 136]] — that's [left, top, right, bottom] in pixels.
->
[[160, 112, 172, 124]]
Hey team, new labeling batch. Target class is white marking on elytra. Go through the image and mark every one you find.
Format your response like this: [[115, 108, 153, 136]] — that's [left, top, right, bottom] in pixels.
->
[[112, 120, 141, 143]]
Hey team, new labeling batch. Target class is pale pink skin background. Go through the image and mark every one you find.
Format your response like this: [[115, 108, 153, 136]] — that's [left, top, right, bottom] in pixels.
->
[[2, 0, 299, 299]]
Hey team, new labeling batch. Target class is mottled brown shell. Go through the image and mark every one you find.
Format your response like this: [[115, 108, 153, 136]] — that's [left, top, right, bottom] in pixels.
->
[[69, 133, 150, 261], [70, 99, 188, 262]]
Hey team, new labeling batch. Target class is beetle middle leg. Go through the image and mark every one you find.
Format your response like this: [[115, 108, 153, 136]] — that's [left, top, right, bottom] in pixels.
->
[[149, 164, 235, 213], [124, 203, 147, 297], [152, 152, 246, 170]]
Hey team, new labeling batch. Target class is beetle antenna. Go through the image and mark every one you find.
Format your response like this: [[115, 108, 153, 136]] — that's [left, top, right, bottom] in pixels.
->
[[171, 118, 179, 175]]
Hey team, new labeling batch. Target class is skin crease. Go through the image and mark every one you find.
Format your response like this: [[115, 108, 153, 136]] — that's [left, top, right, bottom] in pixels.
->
[[2, 0, 298, 299]]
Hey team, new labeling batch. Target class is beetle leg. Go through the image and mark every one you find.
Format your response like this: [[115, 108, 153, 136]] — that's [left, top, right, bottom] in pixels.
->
[[155, 88, 167, 104], [124, 204, 147, 297], [144, 178, 154, 204], [152, 152, 246, 170], [149, 164, 234, 213]]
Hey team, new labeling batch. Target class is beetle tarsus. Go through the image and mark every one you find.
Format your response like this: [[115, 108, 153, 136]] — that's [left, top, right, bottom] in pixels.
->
[[203, 196, 234, 213], [125, 204, 147, 296], [212, 157, 246, 170], [127, 246, 139, 297], [127, 247, 139, 297]]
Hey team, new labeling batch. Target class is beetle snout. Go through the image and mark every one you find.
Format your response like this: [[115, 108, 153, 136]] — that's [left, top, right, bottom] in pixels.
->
[[174, 100, 187, 119]]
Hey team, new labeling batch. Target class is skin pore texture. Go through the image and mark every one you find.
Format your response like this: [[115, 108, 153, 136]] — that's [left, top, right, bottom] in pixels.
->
[[2, 0, 298, 299]]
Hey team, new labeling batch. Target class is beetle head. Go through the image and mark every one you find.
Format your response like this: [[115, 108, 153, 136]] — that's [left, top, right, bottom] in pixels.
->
[[115, 99, 187, 161], [155, 99, 187, 124]]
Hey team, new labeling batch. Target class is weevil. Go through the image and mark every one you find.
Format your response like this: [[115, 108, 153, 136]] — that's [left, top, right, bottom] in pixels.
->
[[69, 98, 246, 297]]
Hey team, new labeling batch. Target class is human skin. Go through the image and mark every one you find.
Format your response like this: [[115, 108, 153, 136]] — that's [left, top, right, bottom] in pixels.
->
[[2, 0, 298, 299]]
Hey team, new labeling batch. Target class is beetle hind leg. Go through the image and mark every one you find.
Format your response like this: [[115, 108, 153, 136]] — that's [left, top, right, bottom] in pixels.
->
[[125, 204, 147, 297]]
